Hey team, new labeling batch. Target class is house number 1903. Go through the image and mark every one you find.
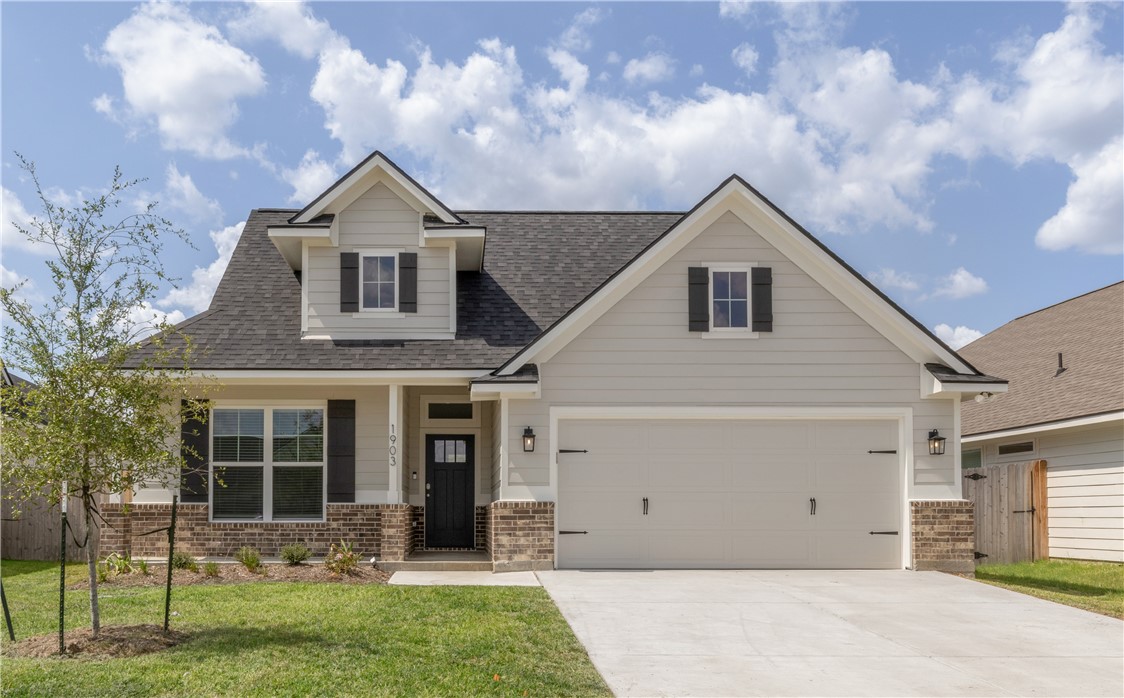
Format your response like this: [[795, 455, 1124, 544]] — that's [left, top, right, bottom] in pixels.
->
[[389, 427, 397, 468]]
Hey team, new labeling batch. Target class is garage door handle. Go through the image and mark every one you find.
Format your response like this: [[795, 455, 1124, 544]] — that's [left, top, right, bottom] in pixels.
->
[[559, 530, 588, 535], [869, 531, 899, 535], [643, 497, 649, 515]]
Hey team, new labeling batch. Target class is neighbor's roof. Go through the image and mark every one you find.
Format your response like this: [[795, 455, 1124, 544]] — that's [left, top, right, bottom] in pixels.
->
[[123, 209, 683, 370], [960, 282, 1124, 436]]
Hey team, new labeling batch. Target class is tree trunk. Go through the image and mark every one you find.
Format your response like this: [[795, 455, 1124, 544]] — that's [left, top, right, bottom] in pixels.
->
[[84, 488, 100, 637]]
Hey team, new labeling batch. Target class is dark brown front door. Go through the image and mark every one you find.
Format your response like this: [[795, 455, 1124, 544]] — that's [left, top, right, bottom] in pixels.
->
[[425, 435, 475, 548]]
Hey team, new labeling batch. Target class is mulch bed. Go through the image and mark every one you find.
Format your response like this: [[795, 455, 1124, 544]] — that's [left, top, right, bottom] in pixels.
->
[[68, 563, 390, 589], [7, 624, 186, 658]]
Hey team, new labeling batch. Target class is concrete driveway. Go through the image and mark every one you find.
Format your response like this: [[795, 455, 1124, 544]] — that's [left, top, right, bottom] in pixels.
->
[[537, 570, 1123, 697]]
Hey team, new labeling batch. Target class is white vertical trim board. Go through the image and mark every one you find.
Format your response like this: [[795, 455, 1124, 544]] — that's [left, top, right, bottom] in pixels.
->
[[388, 385, 404, 504]]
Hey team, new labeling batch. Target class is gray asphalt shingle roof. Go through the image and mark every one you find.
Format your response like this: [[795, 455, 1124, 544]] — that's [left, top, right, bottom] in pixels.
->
[[124, 209, 683, 370], [960, 282, 1124, 436]]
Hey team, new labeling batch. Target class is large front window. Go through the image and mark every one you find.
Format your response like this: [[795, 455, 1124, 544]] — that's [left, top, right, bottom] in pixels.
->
[[212, 406, 325, 521]]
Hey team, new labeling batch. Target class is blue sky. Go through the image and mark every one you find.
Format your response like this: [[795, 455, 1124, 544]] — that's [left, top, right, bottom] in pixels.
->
[[2, 1, 1121, 349]]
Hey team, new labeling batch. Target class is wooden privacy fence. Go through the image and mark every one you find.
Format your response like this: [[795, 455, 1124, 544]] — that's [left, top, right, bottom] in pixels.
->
[[964, 460, 1048, 565], [1, 490, 98, 561]]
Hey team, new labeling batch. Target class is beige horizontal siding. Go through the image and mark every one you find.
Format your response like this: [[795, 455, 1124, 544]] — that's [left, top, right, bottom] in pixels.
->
[[507, 210, 956, 496], [304, 182, 451, 336]]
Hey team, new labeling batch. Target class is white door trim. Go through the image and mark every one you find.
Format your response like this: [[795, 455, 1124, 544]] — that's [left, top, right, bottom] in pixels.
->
[[549, 405, 914, 570]]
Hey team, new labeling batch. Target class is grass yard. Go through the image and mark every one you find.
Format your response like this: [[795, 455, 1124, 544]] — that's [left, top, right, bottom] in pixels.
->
[[974, 558, 1124, 619], [0, 560, 610, 697]]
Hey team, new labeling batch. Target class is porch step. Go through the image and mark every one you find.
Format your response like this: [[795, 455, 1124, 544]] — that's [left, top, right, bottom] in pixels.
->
[[378, 550, 492, 573]]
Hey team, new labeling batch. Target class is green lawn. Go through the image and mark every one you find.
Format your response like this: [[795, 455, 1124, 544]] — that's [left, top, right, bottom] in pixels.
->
[[974, 559, 1124, 619], [0, 560, 610, 697]]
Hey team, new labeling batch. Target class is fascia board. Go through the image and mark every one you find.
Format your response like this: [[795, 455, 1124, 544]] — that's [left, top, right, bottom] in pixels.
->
[[962, 410, 1124, 442]]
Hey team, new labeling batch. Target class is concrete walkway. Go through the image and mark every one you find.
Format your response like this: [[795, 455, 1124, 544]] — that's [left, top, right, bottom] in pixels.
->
[[538, 569, 1124, 697], [388, 570, 540, 586]]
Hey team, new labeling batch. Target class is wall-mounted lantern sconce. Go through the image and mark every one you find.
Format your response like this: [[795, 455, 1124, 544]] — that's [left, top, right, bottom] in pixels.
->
[[974, 391, 994, 404], [523, 427, 536, 453], [928, 429, 946, 456]]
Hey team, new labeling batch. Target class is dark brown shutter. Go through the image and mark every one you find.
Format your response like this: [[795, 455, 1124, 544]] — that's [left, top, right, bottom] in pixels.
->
[[327, 400, 356, 503], [340, 252, 359, 312], [398, 252, 418, 313], [688, 266, 710, 332], [180, 399, 209, 503], [751, 266, 773, 332]]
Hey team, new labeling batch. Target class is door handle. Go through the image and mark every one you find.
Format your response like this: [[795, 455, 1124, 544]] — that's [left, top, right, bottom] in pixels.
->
[[809, 497, 816, 515], [643, 497, 649, 515]]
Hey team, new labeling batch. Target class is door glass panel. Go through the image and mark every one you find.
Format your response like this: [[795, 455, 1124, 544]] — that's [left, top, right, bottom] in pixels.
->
[[455, 439, 466, 463], [433, 440, 445, 463]]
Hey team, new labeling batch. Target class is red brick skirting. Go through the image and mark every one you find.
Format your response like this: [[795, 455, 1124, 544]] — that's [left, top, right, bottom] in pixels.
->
[[488, 501, 554, 572], [100, 503, 411, 560], [910, 500, 975, 573]]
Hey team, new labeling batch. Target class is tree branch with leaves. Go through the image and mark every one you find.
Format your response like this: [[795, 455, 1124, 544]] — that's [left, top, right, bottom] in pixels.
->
[[1, 154, 211, 637]]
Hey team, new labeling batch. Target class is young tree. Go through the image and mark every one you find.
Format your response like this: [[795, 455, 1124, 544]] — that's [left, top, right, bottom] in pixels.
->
[[0, 155, 207, 637]]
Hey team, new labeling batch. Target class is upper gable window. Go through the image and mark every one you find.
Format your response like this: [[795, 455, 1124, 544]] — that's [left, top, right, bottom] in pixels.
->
[[711, 269, 750, 330], [361, 254, 397, 311]]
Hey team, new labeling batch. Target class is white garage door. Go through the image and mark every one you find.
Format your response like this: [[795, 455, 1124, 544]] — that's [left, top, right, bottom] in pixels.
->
[[557, 419, 901, 569]]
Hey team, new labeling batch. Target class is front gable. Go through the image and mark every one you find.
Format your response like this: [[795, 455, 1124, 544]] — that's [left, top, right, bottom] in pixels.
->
[[497, 177, 982, 381]]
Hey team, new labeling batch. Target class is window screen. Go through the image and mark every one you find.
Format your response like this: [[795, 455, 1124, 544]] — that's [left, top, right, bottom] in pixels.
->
[[273, 466, 324, 520], [213, 409, 264, 462], [273, 409, 324, 462], [962, 449, 982, 469]]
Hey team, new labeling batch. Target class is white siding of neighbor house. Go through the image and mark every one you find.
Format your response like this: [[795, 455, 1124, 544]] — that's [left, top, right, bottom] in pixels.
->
[[305, 182, 452, 339], [971, 421, 1124, 563], [505, 210, 956, 500], [132, 385, 390, 504]]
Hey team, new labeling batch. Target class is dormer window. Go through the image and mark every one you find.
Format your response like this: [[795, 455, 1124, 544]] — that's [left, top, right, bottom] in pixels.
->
[[361, 253, 397, 311]]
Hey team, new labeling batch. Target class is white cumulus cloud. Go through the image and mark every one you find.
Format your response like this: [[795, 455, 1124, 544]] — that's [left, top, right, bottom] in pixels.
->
[[282, 151, 339, 205], [96, 2, 266, 159], [934, 323, 984, 349], [868, 268, 920, 293], [163, 165, 224, 228], [227, 0, 338, 59], [731, 43, 759, 76], [623, 52, 675, 84], [1, 187, 51, 254], [558, 7, 606, 53], [930, 267, 988, 300], [1036, 137, 1124, 255], [160, 222, 245, 314]]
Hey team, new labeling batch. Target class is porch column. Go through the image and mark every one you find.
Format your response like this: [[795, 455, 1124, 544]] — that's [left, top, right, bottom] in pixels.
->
[[388, 384, 404, 504]]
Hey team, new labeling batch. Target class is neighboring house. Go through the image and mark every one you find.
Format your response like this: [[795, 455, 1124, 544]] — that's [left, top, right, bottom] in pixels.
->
[[106, 151, 1007, 573], [960, 282, 1124, 563]]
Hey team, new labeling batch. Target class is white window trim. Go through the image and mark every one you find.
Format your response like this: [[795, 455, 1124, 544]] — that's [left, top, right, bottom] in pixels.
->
[[421, 394, 480, 427], [209, 402, 328, 523], [357, 248, 402, 313], [993, 438, 1037, 462], [704, 261, 758, 338]]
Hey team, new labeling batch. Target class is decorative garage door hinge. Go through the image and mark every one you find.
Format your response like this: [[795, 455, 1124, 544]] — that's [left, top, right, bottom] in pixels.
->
[[867, 449, 897, 454], [559, 530, 588, 535], [558, 449, 589, 454], [868, 531, 899, 535]]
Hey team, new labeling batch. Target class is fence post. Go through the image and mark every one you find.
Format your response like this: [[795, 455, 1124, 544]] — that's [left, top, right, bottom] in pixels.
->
[[1031, 460, 1049, 560], [163, 494, 177, 633], [58, 486, 67, 655], [2, 581, 14, 642]]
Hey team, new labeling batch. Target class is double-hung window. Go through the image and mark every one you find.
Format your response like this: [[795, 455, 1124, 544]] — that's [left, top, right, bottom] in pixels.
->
[[710, 267, 751, 331], [211, 406, 325, 522], [361, 253, 397, 311]]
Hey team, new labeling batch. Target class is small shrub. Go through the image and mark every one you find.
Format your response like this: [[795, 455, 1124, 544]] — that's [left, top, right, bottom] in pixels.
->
[[171, 551, 198, 572], [135, 559, 150, 576], [280, 543, 311, 566], [235, 546, 262, 573], [203, 561, 220, 578], [325, 540, 360, 575], [99, 552, 139, 579]]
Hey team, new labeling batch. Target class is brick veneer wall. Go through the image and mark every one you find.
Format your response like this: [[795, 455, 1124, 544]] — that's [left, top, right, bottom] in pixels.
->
[[100, 503, 410, 560], [488, 501, 554, 572], [910, 500, 975, 573]]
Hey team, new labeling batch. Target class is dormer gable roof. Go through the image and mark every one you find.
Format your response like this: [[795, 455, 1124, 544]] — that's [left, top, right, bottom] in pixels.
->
[[289, 151, 464, 225]]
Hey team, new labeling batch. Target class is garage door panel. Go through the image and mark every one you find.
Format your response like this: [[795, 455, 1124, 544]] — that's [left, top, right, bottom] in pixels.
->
[[730, 532, 814, 567], [653, 534, 728, 566], [557, 419, 901, 570], [559, 532, 645, 568], [647, 493, 728, 529], [815, 532, 899, 568], [557, 490, 644, 529], [730, 459, 812, 491], [731, 493, 814, 530]]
